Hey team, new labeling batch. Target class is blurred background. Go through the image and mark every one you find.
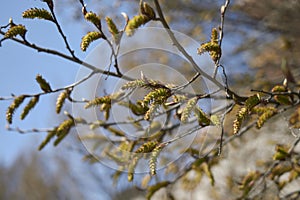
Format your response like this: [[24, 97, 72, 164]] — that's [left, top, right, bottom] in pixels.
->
[[0, 0, 299, 199]]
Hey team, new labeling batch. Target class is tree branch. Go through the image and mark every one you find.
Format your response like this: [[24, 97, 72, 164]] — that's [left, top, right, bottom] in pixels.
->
[[47, 2, 76, 58], [0, 30, 132, 81], [153, 0, 247, 103]]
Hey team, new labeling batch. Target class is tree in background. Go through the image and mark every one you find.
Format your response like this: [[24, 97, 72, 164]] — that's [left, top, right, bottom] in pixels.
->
[[0, 151, 85, 200], [1, 0, 300, 199]]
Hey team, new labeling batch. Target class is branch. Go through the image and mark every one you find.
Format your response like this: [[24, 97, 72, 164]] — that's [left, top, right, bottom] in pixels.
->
[[0, 30, 132, 81], [153, 0, 247, 103], [47, 2, 76, 58], [219, 0, 230, 51], [78, 0, 122, 76]]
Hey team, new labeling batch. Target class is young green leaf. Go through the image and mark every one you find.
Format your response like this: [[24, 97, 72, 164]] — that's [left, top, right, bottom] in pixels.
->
[[194, 106, 211, 126], [271, 85, 292, 105]]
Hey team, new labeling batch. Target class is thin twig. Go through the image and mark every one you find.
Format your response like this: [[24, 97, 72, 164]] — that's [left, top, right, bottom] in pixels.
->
[[213, 0, 230, 79], [172, 72, 201, 92], [47, 2, 76, 58], [219, 0, 230, 52], [281, 189, 300, 199], [6, 126, 53, 134], [153, 0, 247, 103], [0, 30, 132, 81], [0, 71, 97, 101], [79, 0, 122, 76]]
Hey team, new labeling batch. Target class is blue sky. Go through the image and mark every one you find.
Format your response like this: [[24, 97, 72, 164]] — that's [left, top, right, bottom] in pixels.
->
[[0, 0, 86, 165]]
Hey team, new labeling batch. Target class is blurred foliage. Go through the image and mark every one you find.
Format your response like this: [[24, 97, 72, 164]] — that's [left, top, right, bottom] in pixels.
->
[[0, 151, 85, 200]]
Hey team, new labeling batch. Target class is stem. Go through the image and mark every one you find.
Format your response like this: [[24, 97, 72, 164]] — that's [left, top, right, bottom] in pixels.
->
[[212, 0, 230, 78], [0, 30, 133, 81], [153, 0, 247, 103], [48, 3, 76, 58]]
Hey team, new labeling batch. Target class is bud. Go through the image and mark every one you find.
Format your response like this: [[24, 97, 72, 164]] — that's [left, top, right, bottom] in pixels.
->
[[140, 1, 156, 19]]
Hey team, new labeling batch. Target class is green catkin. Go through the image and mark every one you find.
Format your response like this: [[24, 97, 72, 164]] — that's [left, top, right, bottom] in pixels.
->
[[233, 107, 247, 134], [125, 15, 150, 36], [56, 118, 74, 137], [144, 103, 159, 121], [149, 143, 164, 176], [20, 96, 39, 120], [36, 74, 52, 92], [85, 96, 111, 109], [256, 107, 277, 129], [197, 28, 221, 62], [53, 119, 75, 146], [239, 171, 260, 191], [84, 12, 101, 28], [121, 79, 146, 90], [4, 25, 27, 39], [181, 97, 198, 123], [56, 90, 69, 114], [135, 141, 158, 154], [22, 8, 53, 21], [128, 156, 140, 182], [233, 94, 261, 134], [202, 162, 215, 186], [127, 141, 158, 182], [121, 79, 162, 90], [80, 31, 102, 51], [245, 94, 261, 110], [143, 88, 171, 105], [105, 17, 119, 35], [6, 95, 26, 124], [38, 127, 57, 150]]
